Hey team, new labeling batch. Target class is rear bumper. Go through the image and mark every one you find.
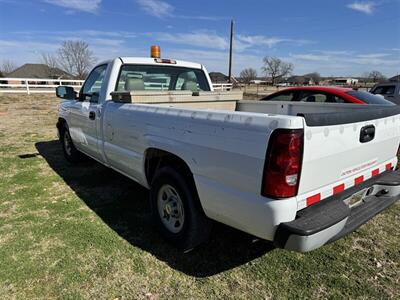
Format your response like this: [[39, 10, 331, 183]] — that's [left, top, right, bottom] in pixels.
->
[[274, 170, 400, 252]]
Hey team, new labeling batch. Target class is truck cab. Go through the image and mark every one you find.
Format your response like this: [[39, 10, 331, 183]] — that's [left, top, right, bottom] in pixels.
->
[[57, 56, 214, 163]]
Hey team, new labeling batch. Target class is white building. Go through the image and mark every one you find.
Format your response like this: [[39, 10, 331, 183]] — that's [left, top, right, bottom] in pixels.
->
[[333, 78, 359, 85], [250, 79, 268, 84]]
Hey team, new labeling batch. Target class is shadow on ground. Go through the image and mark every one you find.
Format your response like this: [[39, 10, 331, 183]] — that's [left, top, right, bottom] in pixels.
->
[[34, 140, 274, 277]]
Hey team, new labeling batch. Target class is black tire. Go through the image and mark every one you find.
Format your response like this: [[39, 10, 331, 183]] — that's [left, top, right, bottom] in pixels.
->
[[59, 124, 84, 163], [150, 166, 212, 251]]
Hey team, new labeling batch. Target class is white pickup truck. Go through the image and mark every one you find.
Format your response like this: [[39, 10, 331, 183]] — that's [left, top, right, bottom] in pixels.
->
[[56, 55, 400, 252]]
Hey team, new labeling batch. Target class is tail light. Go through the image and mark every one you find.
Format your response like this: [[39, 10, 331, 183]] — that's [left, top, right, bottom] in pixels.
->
[[262, 129, 303, 198]]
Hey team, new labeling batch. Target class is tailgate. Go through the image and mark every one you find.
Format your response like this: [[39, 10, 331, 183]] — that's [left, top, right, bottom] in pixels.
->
[[297, 106, 400, 210]]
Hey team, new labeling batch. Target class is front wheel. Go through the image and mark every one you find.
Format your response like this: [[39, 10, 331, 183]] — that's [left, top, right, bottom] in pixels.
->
[[60, 125, 83, 163], [150, 166, 212, 251]]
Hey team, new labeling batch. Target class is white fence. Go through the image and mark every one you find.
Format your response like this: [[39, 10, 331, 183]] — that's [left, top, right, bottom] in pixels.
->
[[212, 83, 233, 91], [0, 77, 233, 94], [0, 78, 85, 94]]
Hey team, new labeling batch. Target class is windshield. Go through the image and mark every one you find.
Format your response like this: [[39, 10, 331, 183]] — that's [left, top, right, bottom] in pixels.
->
[[346, 90, 394, 105], [116, 64, 210, 92]]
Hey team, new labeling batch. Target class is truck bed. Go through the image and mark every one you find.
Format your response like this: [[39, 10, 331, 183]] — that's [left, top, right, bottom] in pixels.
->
[[111, 90, 399, 127], [105, 93, 400, 209]]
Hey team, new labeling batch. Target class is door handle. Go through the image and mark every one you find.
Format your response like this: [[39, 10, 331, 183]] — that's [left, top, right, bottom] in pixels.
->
[[89, 111, 96, 120], [359, 125, 375, 143]]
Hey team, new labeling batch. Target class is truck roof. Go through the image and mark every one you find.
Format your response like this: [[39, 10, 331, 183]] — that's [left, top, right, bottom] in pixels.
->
[[117, 57, 204, 70]]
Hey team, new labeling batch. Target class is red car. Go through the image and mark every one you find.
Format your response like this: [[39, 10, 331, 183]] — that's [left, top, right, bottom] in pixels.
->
[[261, 86, 393, 105]]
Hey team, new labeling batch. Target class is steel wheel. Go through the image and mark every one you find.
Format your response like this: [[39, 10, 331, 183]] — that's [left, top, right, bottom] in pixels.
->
[[157, 184, 185, 233]]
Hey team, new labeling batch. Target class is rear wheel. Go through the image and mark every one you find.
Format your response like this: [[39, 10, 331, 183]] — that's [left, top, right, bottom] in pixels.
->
[[157, 184, 185, 234], [150, 166, 212, 251], [60, 125, 84, 163]]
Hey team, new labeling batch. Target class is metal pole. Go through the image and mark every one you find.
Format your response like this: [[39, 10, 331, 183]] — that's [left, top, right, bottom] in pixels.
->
[[228, 19, 233, 83]]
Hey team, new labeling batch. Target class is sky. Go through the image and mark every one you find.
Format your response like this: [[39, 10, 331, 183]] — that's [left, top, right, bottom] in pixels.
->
[[0, 0, 399, 77]]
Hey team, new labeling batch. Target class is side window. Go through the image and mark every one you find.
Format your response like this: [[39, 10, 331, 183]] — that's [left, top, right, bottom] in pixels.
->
[[332, 95, 346, 103], [263, 91, 295, 101], [81, 64, 107, 102], [373, 85, 395, 95], [384, 86, 395, 95], [372, 87, 381, 94], [298, 92, 329, 103]]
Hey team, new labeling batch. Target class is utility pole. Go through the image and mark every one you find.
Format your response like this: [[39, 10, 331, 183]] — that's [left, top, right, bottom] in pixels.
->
[[228, 19, 234, 83]]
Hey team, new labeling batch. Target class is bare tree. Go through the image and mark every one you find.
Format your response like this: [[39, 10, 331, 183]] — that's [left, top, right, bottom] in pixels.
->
[[262, 56, 293, 85], [41, 52, 60, 78], [1, 59, 18, 75], [58, 40, 96, 79], [367, 70, 386, 83], [240, 68, 257, 85]]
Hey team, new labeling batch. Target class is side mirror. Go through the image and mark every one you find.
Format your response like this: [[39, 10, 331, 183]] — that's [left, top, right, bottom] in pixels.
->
[[56, 86, 77, 100]]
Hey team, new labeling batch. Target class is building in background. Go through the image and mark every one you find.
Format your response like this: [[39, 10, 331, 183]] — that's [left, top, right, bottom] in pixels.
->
[[332, 77, 359, 85], [7, 64, 72, 79], [5, 63, 74, 87]]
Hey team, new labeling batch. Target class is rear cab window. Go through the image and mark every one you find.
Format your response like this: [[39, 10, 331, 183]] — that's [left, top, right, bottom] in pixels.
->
[[346, 90, 394, 105], [116, 65, 210, 92]]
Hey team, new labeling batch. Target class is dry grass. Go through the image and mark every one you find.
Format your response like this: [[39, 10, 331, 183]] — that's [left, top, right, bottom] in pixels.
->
[[0, 93, 399, 299]]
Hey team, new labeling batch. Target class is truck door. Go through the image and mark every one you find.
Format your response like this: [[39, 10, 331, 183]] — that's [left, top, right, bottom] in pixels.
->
[[69, 64, 107, 160]]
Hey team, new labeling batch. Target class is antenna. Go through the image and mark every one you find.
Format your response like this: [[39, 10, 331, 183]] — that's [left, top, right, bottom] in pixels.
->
[[228, 19, 234, 83]]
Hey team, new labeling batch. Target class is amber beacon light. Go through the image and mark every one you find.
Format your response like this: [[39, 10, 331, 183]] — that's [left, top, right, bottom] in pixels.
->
[[150, 45, 161, 58]]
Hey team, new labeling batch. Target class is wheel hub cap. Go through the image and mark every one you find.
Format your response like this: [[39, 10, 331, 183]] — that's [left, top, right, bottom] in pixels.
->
[[157, 184, 184, 233]]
